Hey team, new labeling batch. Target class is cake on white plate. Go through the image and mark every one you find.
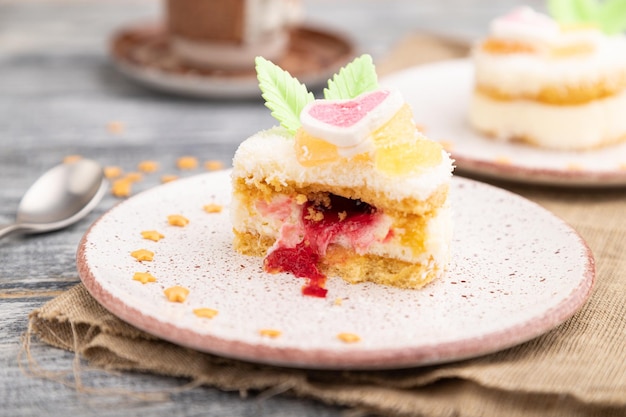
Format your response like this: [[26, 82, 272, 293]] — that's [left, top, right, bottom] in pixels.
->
[[166, 0, 302, 70], [230, 54, 454, 297], [469, 4, 626, 150]]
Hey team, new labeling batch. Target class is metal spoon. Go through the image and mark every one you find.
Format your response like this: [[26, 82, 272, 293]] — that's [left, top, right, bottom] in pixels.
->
[[0, 159, 107, 239]]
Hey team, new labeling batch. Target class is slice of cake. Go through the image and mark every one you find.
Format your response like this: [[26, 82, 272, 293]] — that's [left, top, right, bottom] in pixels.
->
[[166, 0, 301, 70], [231, 55, 454, 297], [469, 5, 626, 150]]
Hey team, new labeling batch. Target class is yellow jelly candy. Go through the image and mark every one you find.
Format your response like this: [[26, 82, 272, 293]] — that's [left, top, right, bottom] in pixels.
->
[[371, 104, 442, 176]]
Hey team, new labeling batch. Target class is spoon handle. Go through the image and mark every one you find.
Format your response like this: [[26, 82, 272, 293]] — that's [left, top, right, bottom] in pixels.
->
[[0, 223, 22, 239]]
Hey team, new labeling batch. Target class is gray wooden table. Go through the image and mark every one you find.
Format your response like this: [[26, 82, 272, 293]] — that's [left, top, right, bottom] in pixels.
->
[[0, 1, 538, 415]]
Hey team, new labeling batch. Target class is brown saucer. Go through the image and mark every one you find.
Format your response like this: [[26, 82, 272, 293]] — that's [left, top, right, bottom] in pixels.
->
[[110, 21, 356, 98]]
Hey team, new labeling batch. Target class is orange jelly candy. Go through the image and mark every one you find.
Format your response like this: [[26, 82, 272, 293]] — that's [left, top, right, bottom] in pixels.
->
[[294, 128, 340, 166]]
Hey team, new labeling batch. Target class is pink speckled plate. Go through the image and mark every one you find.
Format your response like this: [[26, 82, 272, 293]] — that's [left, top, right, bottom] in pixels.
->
[[77, 170, 594, 370], [381, 59, 626, 187]]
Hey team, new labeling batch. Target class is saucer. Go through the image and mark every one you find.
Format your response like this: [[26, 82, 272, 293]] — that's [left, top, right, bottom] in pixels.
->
[[109, 21, 356, 99]]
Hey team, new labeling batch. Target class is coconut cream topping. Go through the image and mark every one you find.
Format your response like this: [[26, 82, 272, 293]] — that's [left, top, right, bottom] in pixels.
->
[[489, 6, 602, 54]]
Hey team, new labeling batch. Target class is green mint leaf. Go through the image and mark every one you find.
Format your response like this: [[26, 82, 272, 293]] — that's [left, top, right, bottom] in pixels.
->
[[548, 0, 598, 23], [597, 0, 626, 33], [255, 56, 314, 135], [324, 54, 379, 100]]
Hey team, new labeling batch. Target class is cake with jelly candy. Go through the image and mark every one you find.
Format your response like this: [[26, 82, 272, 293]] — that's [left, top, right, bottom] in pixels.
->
[[231, 55, 454, 297], [469, 4, 626, 150]]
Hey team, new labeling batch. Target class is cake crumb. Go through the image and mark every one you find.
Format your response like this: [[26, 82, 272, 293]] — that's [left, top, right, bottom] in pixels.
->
[[141, 230, 164, 242], [259, 329, 282, 338], [104, 166, 123, 179], [168, 214, 189, 227], [337, 333, 361, 343], [295, 194, 308, 205], [177, 156, 198, 170], [338, 211, 347, 221], [193, 308, 219, 319], [203, 203, 223, 213], [130, 249, 154, 262], [567, 163, 584, 171], [63, 155, 82, 164], [133, 271, 157, 284], [415, 123, 427, 133], [138, 160, 159, 173], [204, 160, 224, 171], [333, 297, 343, 306], [305, 207, 324, 222], [164, 286, 189, 303], [161, 174, 179, 183], [111, 178, 132, 197], [107, 121, 125, 134]]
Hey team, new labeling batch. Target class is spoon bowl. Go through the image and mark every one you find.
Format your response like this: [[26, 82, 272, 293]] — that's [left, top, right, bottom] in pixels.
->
[[0, 159, 107, 238]]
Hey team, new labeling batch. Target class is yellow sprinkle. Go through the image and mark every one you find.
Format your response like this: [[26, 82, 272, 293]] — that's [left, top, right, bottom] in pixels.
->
[[203, 203, 223, 213], [337, 333, 361, 343], [130, 249, 154, 262], [138, 160, 159, 173], [193, 308, 219, 319], [104, 166, 123, 179], [161, 174, 179, 183], [177, 156, 198, 170], [204, 160, 224, 171], [111, 178, 132, 197], [140, 230, 165, 242], [63, 155, 82, 164], [164, 286, 189, 303], [133, 271, 157, 284], [259, 329, 282, 338], [334, 297, 343, 306], [107, 121, 125, 134], [167, 214, 189, 227], [124, 172, 143, 183]]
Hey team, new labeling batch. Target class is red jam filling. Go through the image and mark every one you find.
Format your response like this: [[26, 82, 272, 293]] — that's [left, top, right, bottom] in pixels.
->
[[263, 194, 379, 298]]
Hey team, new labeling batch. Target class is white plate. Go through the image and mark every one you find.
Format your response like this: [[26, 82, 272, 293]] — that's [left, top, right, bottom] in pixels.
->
[[78, 170, 594, 370], [381, 59, 626, 186]]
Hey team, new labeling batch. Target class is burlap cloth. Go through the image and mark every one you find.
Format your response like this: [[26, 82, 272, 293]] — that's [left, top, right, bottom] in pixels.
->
[[27, 34, 626, 416]]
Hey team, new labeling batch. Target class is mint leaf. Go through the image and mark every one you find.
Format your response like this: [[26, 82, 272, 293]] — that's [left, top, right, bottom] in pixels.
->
[[255, 56, 314, 135], [324, 54, 379, 100], [597, 0, 626, 33], [548, 0, 598, 23]]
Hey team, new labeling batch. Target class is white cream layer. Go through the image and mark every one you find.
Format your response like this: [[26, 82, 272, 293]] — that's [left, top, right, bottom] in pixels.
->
[[230, 192, 453, 266], [473, 35, 626, 97], [231, 127, 453, 202], [469, 89, 626, 149]]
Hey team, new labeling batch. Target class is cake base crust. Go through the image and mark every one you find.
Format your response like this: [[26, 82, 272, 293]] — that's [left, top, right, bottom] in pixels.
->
[[233, 230, 442, 289]]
